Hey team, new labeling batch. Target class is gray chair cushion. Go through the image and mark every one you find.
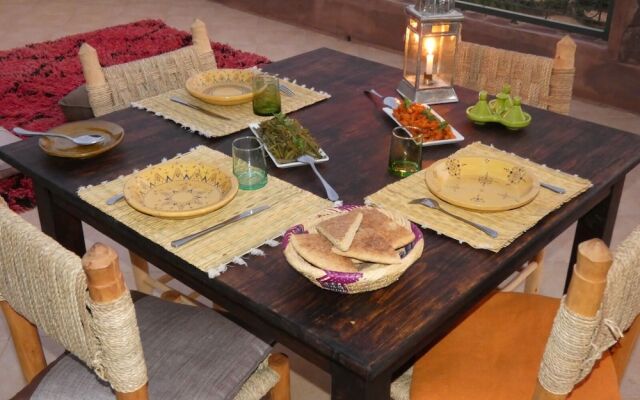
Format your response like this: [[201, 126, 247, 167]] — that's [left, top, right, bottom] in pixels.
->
[[31, 295, 272, 400], [58, 85, 95, 122]]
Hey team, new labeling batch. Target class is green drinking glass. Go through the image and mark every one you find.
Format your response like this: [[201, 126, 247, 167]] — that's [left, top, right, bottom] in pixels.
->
[[388, 126, 423, 178], [252, 73, 281, 116], [232, 137, 268, 190]]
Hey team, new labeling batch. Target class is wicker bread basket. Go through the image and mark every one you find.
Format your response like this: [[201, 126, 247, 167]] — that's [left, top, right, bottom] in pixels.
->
[[283, 205, 424, 294]]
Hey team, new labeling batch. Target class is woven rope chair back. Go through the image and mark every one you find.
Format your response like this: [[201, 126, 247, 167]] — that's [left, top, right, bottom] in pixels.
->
[[0, 202, 148, 394], [536, 227, 640, 398], [80, 19, 216, 117], [454, 36, 576, 115]]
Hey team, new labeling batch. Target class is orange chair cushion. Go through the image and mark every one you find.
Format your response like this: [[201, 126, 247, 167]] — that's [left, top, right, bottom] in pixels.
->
[[410, 292, 620, 400]]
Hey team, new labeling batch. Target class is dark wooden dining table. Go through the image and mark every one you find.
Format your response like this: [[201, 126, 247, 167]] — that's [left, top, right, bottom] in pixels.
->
[[1, 48, 639, 399]]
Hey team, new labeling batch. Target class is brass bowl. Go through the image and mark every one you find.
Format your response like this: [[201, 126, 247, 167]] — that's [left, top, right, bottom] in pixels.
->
[[185, 69, 256, 106], [124, 161, 238, 219]]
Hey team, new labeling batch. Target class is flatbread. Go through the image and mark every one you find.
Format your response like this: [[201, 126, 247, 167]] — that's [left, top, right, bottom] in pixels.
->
[[290, 233, 358, 273], [359, 208, 415, 249], [316, 211, 363, 251], [332, 228, 401, 265]]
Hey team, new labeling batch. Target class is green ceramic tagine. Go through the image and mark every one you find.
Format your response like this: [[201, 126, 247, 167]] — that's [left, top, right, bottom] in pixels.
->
[[466, 84, 532, 130], [465, 91, 494, 124], [501, 96, 532, 130]]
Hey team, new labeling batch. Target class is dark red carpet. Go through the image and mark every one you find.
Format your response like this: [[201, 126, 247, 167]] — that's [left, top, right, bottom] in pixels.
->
[[0, 19, 270, 212]]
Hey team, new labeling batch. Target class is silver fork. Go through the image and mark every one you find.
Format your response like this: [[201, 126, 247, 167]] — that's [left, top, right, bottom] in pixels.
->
[[280, 85, 295, 97]]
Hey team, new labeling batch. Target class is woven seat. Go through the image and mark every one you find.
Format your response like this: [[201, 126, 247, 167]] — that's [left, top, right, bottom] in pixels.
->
[[454, 36, 576, 115], [0, 198, 291, 400], [391, 227, 640, 400]]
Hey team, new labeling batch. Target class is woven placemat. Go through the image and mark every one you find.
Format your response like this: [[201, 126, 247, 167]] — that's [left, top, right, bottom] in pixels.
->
[[78, 146, 332, 277], [131, 77, 330, 138], [365, 142, 592, 252]]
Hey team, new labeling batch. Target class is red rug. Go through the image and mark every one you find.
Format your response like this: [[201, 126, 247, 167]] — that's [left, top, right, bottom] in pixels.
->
[[0, 19, 270, 212]]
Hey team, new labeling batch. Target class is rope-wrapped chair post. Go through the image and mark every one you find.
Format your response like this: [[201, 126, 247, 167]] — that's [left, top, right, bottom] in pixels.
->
[[534, 239, 612, 399], [535, 226, 640, 399], [82, 244, 149, 398], [547, 36, 576, 115], [0, 200, 149, 398], [80, 18, 217, 117]]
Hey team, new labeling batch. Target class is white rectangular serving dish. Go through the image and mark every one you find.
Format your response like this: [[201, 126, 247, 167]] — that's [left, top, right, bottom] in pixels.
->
[[248, 123, 330, 168], [382, 106, 465, 147]]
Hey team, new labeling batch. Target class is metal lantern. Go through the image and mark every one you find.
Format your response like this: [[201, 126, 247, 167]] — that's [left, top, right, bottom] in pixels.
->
[[397, 0, 463, 104]]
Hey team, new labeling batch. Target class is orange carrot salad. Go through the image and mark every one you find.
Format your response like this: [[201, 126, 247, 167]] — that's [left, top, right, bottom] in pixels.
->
[[392, 100, 454, 141]]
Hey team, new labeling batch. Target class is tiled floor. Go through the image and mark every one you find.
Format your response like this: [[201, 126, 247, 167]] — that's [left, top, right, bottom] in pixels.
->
[[0, 1, 639, 399]]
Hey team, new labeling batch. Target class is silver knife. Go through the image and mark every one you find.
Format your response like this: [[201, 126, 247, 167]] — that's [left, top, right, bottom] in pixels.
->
[[540, 182, 566, 194], [171, 205, 270, 248], [106, 193, 125, 205], [169, 96, 232, 121]]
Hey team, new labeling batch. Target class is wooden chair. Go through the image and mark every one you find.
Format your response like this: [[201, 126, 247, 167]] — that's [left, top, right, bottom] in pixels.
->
[[79, 18, 217, 117], [0, 198, 290, 400], [455, 35, 576, 115], [453, 35, 577, 295], [390, 227, 640, 400], [78, 18, 217, 305]]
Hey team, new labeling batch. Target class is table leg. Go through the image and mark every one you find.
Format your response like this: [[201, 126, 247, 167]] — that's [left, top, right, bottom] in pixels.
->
[[564, 178, 625, 292], [331, 362, 391, 400], [34, 185, 86, 256]]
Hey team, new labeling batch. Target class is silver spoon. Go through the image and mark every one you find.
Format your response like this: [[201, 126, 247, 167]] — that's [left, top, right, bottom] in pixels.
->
[[410, 197, 499, 239], [364, 89, 402, 109], [14, 127, 105, 146], [296, 155, 340, 202]]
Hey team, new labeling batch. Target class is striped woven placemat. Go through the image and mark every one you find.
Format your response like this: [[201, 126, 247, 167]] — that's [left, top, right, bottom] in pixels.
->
[[131, 77, 330, 138], [78, 146, 332, 277], [365, 142, 592, 252]]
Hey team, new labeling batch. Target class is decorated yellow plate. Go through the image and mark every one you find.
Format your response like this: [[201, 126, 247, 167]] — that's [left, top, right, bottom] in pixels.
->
[[185, 69, 255, 106], [39, 120, 124, 159], [123, 162, 238, 219], [425, 156, 540, 211]]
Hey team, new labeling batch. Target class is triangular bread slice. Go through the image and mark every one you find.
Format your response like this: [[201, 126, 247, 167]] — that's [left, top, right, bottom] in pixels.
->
[[316, 211, 363, 251], [359, 208, 414, 249], [332, 228, 401, 264], [290, 233, 358, 273]]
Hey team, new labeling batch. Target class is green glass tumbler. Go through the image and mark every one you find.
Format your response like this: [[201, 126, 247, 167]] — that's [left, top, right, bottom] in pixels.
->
[[388, 126, 423, 178], [232, 137, 268, 190], [252, 73, 281, 116]]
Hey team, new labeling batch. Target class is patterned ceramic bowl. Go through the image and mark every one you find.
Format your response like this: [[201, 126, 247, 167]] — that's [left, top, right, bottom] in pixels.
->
[[185, 69, 256, 106], [124, 161, 238, 219]]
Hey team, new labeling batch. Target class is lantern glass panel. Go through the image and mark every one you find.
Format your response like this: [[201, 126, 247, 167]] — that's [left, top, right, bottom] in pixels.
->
[[416, 22, 459, 90], [402, 25, 421, 88]]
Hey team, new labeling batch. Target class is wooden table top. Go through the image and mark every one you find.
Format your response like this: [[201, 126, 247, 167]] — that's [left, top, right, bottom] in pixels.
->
[[2, 48, 640, 381]]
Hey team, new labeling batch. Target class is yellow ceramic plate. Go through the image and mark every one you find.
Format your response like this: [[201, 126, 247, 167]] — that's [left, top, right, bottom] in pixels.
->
[[185, 69, 255, 106], [39, 120, 124, 159], [425, 156, 540, 211], [124, 162, 239, 219]]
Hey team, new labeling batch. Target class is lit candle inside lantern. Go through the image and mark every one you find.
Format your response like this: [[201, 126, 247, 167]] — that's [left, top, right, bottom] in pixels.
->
[[424, 37, 436, 83]]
